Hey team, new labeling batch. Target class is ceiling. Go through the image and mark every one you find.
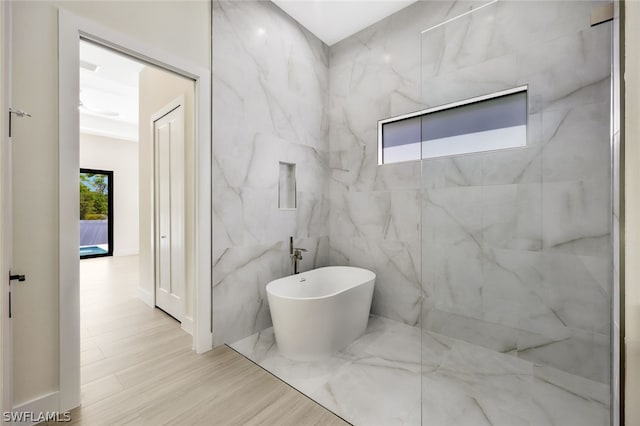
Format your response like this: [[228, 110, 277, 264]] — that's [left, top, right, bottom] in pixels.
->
[[78, 1, 417, 140], [272, 0, 418, 46], [80, 40, 144, 141]]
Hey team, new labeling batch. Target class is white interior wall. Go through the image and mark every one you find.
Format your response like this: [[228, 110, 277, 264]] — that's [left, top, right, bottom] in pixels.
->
[[80, 133, 139, 256], [0, 0, 6, 414], [9, 0, 209, 407]]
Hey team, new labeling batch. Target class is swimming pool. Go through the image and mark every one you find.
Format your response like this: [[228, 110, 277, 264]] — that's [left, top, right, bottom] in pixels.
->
[[80, 245, 108, 256]]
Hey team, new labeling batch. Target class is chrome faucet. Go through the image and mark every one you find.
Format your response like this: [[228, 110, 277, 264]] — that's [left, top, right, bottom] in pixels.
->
[[289, 236, 307, 275]]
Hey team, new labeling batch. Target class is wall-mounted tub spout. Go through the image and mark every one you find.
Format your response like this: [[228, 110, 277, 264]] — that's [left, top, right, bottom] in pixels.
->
[[289, 236, 307, 275]]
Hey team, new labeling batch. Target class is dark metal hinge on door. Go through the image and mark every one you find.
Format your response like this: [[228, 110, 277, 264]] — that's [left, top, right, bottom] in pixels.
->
[[8, 272, 26, 319], [9, 273, 25, 282], [8, 108, 32, 137]]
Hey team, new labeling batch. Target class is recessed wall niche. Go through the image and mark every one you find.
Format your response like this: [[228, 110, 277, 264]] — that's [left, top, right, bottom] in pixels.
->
[[278, 162, 296, 209]]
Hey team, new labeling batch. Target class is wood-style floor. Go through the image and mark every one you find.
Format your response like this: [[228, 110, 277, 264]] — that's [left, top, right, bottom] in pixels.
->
[[45, 256, 347, 425]]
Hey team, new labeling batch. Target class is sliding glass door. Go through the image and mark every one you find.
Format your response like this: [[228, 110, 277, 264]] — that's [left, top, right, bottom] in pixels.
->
[[79, 168, 113, 258]]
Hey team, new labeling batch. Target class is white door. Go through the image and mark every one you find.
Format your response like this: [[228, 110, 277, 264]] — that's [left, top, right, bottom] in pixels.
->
[[153, 103, 185, 321]]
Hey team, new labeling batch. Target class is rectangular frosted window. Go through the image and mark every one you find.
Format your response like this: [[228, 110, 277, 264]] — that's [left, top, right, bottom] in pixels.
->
[[378, 86, 527, 164], [379, 116, 422, 163]]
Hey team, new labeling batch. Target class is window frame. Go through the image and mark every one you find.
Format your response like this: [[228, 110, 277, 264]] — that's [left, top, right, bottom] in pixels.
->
[[79, 168, 114, 259], [377, 85, 528, 165]]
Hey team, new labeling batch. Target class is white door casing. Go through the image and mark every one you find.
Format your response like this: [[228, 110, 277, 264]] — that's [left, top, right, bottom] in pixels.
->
[[1, 0, 13, 418], [153, 101, 185, 322]]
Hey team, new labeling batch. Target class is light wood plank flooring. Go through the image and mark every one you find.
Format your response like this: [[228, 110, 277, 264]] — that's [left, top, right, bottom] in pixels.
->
[[46, 256, 347, 425]]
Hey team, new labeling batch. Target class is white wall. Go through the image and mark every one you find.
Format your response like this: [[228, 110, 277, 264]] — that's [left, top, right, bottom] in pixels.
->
[[138, 66, 195, 321], [0, 0, 7, 414], [10, 0, 209, 407], [80, 133, 139, 256]]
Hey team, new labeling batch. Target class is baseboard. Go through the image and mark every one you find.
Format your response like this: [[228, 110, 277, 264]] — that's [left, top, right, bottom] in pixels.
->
[[196, 332, 214, 354], [137, 286, 154, 308], [10, 391, 63, 426], [181, 316, 194, 336]]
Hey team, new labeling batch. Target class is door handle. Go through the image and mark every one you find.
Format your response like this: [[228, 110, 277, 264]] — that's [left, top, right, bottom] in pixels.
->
[[9, 272, 26, 282]]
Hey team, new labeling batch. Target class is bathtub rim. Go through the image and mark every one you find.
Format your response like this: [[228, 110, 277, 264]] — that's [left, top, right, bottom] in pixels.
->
[[266, 266, 376, 301]]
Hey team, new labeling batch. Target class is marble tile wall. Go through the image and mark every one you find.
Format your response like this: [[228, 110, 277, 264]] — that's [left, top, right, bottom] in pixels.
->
[[212, 0, 330, 345], [329, 0, 612, 385], [214, 0, 612, 387], [329, 1, 491, 328]]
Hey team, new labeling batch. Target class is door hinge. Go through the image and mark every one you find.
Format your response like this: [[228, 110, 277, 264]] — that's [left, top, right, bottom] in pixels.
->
[[9, 273, 25, 282], [8, 272, 26, 319], [8, 108, 32, 138]]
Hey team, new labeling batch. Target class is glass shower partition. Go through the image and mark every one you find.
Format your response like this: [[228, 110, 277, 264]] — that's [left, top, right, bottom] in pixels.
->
[[420, 1, 612, 425]]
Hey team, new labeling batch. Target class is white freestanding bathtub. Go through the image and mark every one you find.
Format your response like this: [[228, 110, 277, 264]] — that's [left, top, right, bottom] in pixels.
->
[[266, 266, 376, 361]]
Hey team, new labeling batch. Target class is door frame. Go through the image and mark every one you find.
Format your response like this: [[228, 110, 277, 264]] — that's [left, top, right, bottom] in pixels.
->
[[151, 96, 187, 324], [1, 0, 13, 418], [58, 10, 212, 412]]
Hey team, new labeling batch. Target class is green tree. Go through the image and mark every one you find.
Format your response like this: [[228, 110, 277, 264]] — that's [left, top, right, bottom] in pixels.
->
[[79, 180, 94, 219], [79, 173, 109, 220], [92, 175, 107, 194]]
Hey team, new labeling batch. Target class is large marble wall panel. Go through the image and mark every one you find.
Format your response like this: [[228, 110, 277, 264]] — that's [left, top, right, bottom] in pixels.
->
[[212, 236, 329, 345], [482, 248, 542, 329], [213, 0, 330, 345], [329, 1, 496, 335], [350, 237, 422, 326], [426, 0, 611, 384], [330, 0, 612, 386]]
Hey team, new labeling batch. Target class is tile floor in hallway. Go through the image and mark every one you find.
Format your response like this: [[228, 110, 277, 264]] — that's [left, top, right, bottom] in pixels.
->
[[232, 316, 611, 426]]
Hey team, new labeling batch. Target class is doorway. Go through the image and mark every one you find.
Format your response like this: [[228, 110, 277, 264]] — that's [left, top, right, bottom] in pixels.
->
[[78, 37, 195, 371], [58, 11, 212, 411], [76, 38, 198, 334]]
